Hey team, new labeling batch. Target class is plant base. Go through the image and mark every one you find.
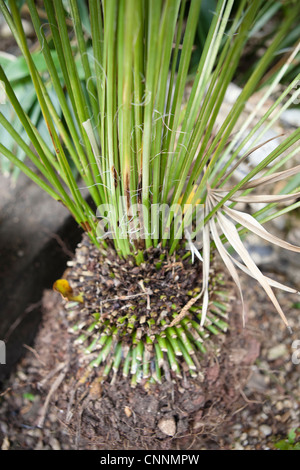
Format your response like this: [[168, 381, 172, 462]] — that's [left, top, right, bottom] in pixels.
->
[[62, 235, 234, 385], [13, 233, 259, 449], [26, 286, 260, 450]]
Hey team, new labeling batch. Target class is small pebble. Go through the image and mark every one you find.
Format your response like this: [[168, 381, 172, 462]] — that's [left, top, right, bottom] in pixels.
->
[[259, 424, 272, 437], [1, 19, 33, 38], [249, 429, 259, 437], [275, 402, 283, 411], [280, 108, 300, 128], [124, 406, 132, 418], [158, 417, 176, 436], [267, 344, 287, 361], [1, 436, 10, 451], [16, 371, 27, 381], [34, 440, 44, 450], [283, 399, 293, 408], [224, 82, 242, 104], [49, 437, 61, 450], [233, 442, 244, 450]]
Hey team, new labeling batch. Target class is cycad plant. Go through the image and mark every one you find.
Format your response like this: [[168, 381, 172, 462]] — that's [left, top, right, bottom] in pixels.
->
[[1, 0, 300, 386]]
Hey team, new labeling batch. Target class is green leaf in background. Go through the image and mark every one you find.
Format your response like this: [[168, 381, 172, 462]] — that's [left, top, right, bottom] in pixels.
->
[[274, 428, 300, 450]]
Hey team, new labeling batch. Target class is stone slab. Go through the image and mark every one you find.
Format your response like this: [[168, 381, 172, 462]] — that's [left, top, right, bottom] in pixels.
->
[[0, 173, 83, 384]]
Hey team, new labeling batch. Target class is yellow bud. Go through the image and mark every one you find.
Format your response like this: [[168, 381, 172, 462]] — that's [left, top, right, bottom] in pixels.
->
[[53, 279, 84, 303]]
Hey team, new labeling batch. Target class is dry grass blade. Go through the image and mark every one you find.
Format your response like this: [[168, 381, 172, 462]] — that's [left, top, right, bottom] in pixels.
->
[[227, 251, 299, 294], [217, 134, 285, 187], [185, 229, 203, 263], [216, 211, 290, 329], [216, 191, 300, 204], [238, 164, 300, 191], [168, 291, 203, 328], [213, 164, 300, 192], [222, 205, 300, 253], [82, 119, 103, 180], [200, 204, 211, 327], [209, 211, 246, 326]]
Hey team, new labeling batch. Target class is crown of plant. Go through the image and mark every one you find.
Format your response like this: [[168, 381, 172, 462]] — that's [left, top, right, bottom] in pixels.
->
[[54, 239, 230, 386], [1, 0, 300, 382]]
